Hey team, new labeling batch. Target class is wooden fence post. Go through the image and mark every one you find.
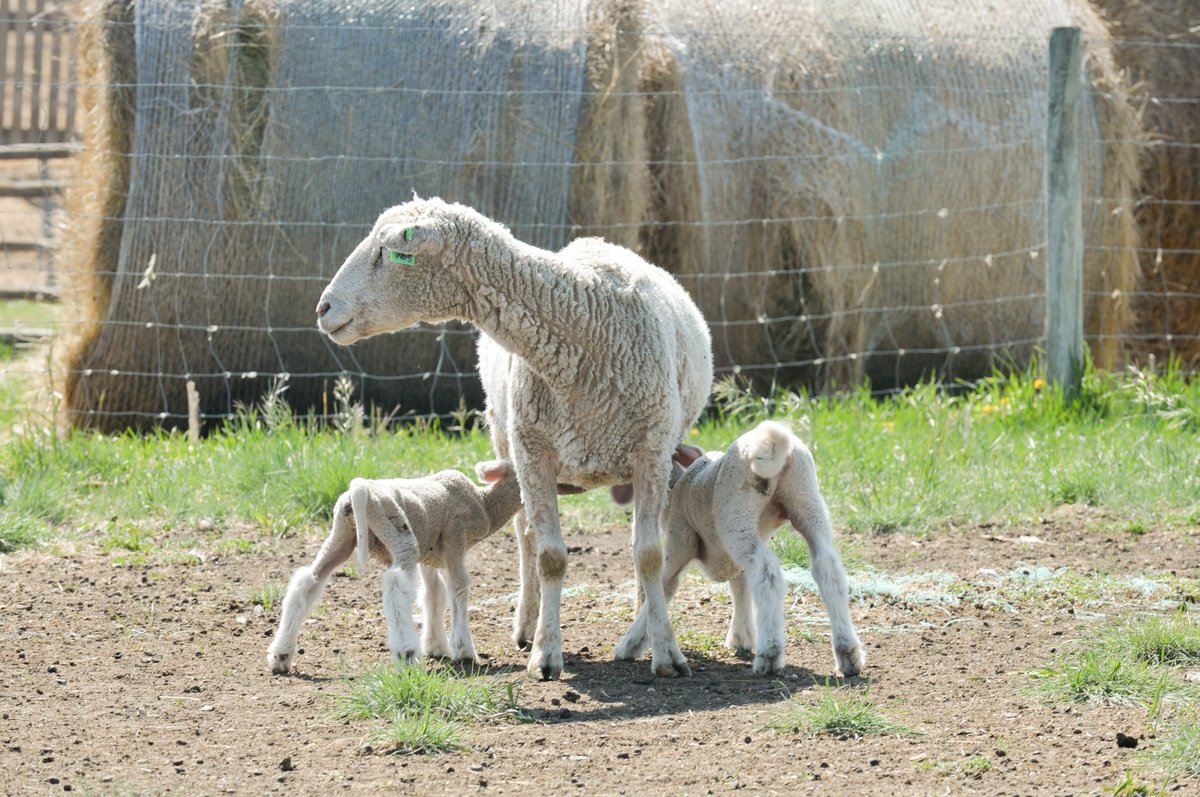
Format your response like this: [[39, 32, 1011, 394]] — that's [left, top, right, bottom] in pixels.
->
[[1046, 26, 1084, 399]]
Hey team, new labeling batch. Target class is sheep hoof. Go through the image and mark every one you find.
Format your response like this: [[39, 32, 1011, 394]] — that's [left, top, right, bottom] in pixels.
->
[[267, 651, 293, 675], [835, 644, 866, 678], [514, 637, 533, 652]]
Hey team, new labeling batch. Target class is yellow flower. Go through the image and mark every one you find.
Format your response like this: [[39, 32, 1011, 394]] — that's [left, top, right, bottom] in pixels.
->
[[882, 421, 895, 432], [999, 397, 1010, 406], [981, 404, 996, 414], [689, 428, 699, 436], [1033, 378, 1045, 391]]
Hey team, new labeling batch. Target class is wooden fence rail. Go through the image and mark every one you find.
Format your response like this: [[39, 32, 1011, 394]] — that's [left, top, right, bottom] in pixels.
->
[[1, 0, 76, 146]]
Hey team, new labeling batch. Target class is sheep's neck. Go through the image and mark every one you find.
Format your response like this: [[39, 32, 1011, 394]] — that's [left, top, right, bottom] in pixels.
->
[[460, 237, 589, 389], [478, 477, 523, 541]]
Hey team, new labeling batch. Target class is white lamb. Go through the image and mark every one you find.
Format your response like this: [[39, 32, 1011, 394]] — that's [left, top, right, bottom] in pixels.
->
[[316, 197, 713, 679], [266, 460, 521, 674], [615, 420, 866, 677]]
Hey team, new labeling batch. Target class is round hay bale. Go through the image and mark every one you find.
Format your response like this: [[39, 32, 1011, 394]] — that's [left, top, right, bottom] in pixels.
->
[[1094, 0, 1200, 367], [60, 0, 591, 431], [641, 0, 1141, 392]]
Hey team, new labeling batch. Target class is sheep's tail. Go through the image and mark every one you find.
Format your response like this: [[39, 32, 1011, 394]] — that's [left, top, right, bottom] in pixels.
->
[[748, 420, 796, 480], [349, 478, 372, 571]]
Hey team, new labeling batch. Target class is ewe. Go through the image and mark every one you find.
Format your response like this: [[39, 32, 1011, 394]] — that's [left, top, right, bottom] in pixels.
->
[[614, 420, 866, 677], [316, 197, 713, 679], [266, 460, 521, 674]]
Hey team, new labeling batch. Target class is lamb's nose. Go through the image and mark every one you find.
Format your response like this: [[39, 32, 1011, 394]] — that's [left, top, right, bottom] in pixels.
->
[[316, 300, 331, 318]]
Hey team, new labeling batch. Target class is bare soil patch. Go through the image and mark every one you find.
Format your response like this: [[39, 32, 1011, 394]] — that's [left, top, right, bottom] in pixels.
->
[[1, 511, 1197, 796]]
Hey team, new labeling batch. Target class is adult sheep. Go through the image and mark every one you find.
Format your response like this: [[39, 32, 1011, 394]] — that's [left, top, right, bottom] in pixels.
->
[[316, 197, 714, 679]]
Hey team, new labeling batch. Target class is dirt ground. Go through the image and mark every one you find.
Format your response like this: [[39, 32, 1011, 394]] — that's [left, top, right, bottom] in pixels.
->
[[1, 506, 1198, 796]]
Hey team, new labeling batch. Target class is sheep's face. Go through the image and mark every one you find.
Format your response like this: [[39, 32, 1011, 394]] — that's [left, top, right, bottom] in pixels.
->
[[316, 202, 452, 345]]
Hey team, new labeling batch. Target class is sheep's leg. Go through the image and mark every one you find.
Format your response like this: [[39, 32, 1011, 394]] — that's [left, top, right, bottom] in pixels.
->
[[419, 564, 450, 659], [725, 571, 755, 655], [516, 453, 567, 680], [443, 557, 479, 663], [511, 507, 540, 650], [625, 456, 690, 678], [382, 540, 421, 666], [791, 503, 865, 678], [615, 517, 696, 662], [266, 510, 355, 674]]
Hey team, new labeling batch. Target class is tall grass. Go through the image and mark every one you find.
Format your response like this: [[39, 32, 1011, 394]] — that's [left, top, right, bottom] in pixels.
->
[[1, 360, 1199, 550]]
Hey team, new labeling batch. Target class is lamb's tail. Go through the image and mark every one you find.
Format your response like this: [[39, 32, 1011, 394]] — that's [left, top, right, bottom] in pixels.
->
[[349, 478, 372, 570], [748, 420, 797, 480]]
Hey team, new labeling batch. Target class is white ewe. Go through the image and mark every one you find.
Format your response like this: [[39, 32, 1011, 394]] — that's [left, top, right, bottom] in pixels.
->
[[266, 460, 521, 674], [614, 421, 866, 677], [316, 197, 713, 679]]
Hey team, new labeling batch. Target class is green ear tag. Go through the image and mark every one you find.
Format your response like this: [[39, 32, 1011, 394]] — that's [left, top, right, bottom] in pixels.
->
[[387, 249, 415, 266], [404, 227, 414, 242]]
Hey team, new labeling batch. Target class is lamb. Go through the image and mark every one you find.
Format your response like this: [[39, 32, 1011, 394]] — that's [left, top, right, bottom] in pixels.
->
[[266, 460, 522, 674], [614, 420, 866, 677], [316, 197, 713, 679]]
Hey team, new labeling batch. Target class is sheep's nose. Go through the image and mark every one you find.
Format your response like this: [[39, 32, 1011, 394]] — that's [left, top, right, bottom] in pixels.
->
[[316, 300, 331, 318]]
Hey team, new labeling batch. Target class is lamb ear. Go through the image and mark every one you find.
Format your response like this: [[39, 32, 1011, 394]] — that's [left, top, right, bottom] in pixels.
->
[[672, 444, 705, 468], [377, 221, 444, 255], [475, 459, 509, 483]]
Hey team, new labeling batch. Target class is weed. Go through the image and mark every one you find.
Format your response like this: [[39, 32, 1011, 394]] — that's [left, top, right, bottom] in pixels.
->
[[1029, 650, 1190, 706], [249, 579, 285, 612], [1142, 721, 1200, 777], [766, 683, 909, 738]]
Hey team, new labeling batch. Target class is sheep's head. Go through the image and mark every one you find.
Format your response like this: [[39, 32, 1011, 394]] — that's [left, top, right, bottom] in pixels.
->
[[316, 199, 457, 345]]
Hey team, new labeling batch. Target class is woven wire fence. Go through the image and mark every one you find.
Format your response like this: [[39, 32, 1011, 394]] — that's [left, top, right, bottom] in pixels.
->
[[0, 0, 1196, 431]]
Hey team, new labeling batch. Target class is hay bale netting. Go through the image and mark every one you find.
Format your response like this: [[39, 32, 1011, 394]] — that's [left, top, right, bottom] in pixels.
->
[[59, 0, 592, 431], [640, 0, 1141, 392], [1095, 0, 1200, 367]]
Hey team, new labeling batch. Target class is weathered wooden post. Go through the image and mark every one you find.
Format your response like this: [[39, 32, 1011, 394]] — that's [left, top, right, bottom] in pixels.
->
[[1046, 26, 1084, 399]]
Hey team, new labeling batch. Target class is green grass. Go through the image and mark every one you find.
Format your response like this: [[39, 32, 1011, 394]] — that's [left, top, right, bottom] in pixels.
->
[[1143, 721, 1200, 777], [1029, 613, 1200, 706], [333, 663, 525, 755], [766, 684, 909, 738], [1, 359, 1200, 551], [0, 298, 61, 329], [1029, 651, 1175, 706]]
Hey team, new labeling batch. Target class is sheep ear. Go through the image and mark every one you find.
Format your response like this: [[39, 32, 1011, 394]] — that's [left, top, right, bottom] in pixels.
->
[[377, 221, 444, 256]]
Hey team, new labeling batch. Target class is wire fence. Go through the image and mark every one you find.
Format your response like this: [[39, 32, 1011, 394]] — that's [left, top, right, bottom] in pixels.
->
[[0, 0, 1197, 431]]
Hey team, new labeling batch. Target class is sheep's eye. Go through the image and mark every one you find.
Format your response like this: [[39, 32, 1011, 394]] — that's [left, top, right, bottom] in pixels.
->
[[386, 249, 415, 266]]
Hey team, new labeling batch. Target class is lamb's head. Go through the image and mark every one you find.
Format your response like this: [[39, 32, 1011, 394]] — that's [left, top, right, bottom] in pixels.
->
[[316, 198, 467, 345]]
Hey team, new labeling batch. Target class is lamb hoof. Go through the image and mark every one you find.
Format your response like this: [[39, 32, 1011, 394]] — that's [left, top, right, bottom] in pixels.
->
[[752, 649, 785, 676], [613, 632, 648, 662], [652, 651, 692, 678], [528, 648, 563, 681], [267, 651, 293, 675], [513, 636, 533, 652], [835, 644, 867, 678], [391, 649, 421, 667]]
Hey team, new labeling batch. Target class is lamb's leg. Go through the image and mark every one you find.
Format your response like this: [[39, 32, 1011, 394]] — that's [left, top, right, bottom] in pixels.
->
[[615, 516, 696, 662], [382, 540, 421, 666], [725, 571, 755, 655], [626, 455, 690, 678], [515, 453, 567, 680], [791, 503, 865, 678], [744, 541, 787, 676], [511, 507, 540, 650], [718, 509, 786, 674], [266, 509, 355, 674], [443, 557, 479, 663], [419, 564, 450, 659]]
